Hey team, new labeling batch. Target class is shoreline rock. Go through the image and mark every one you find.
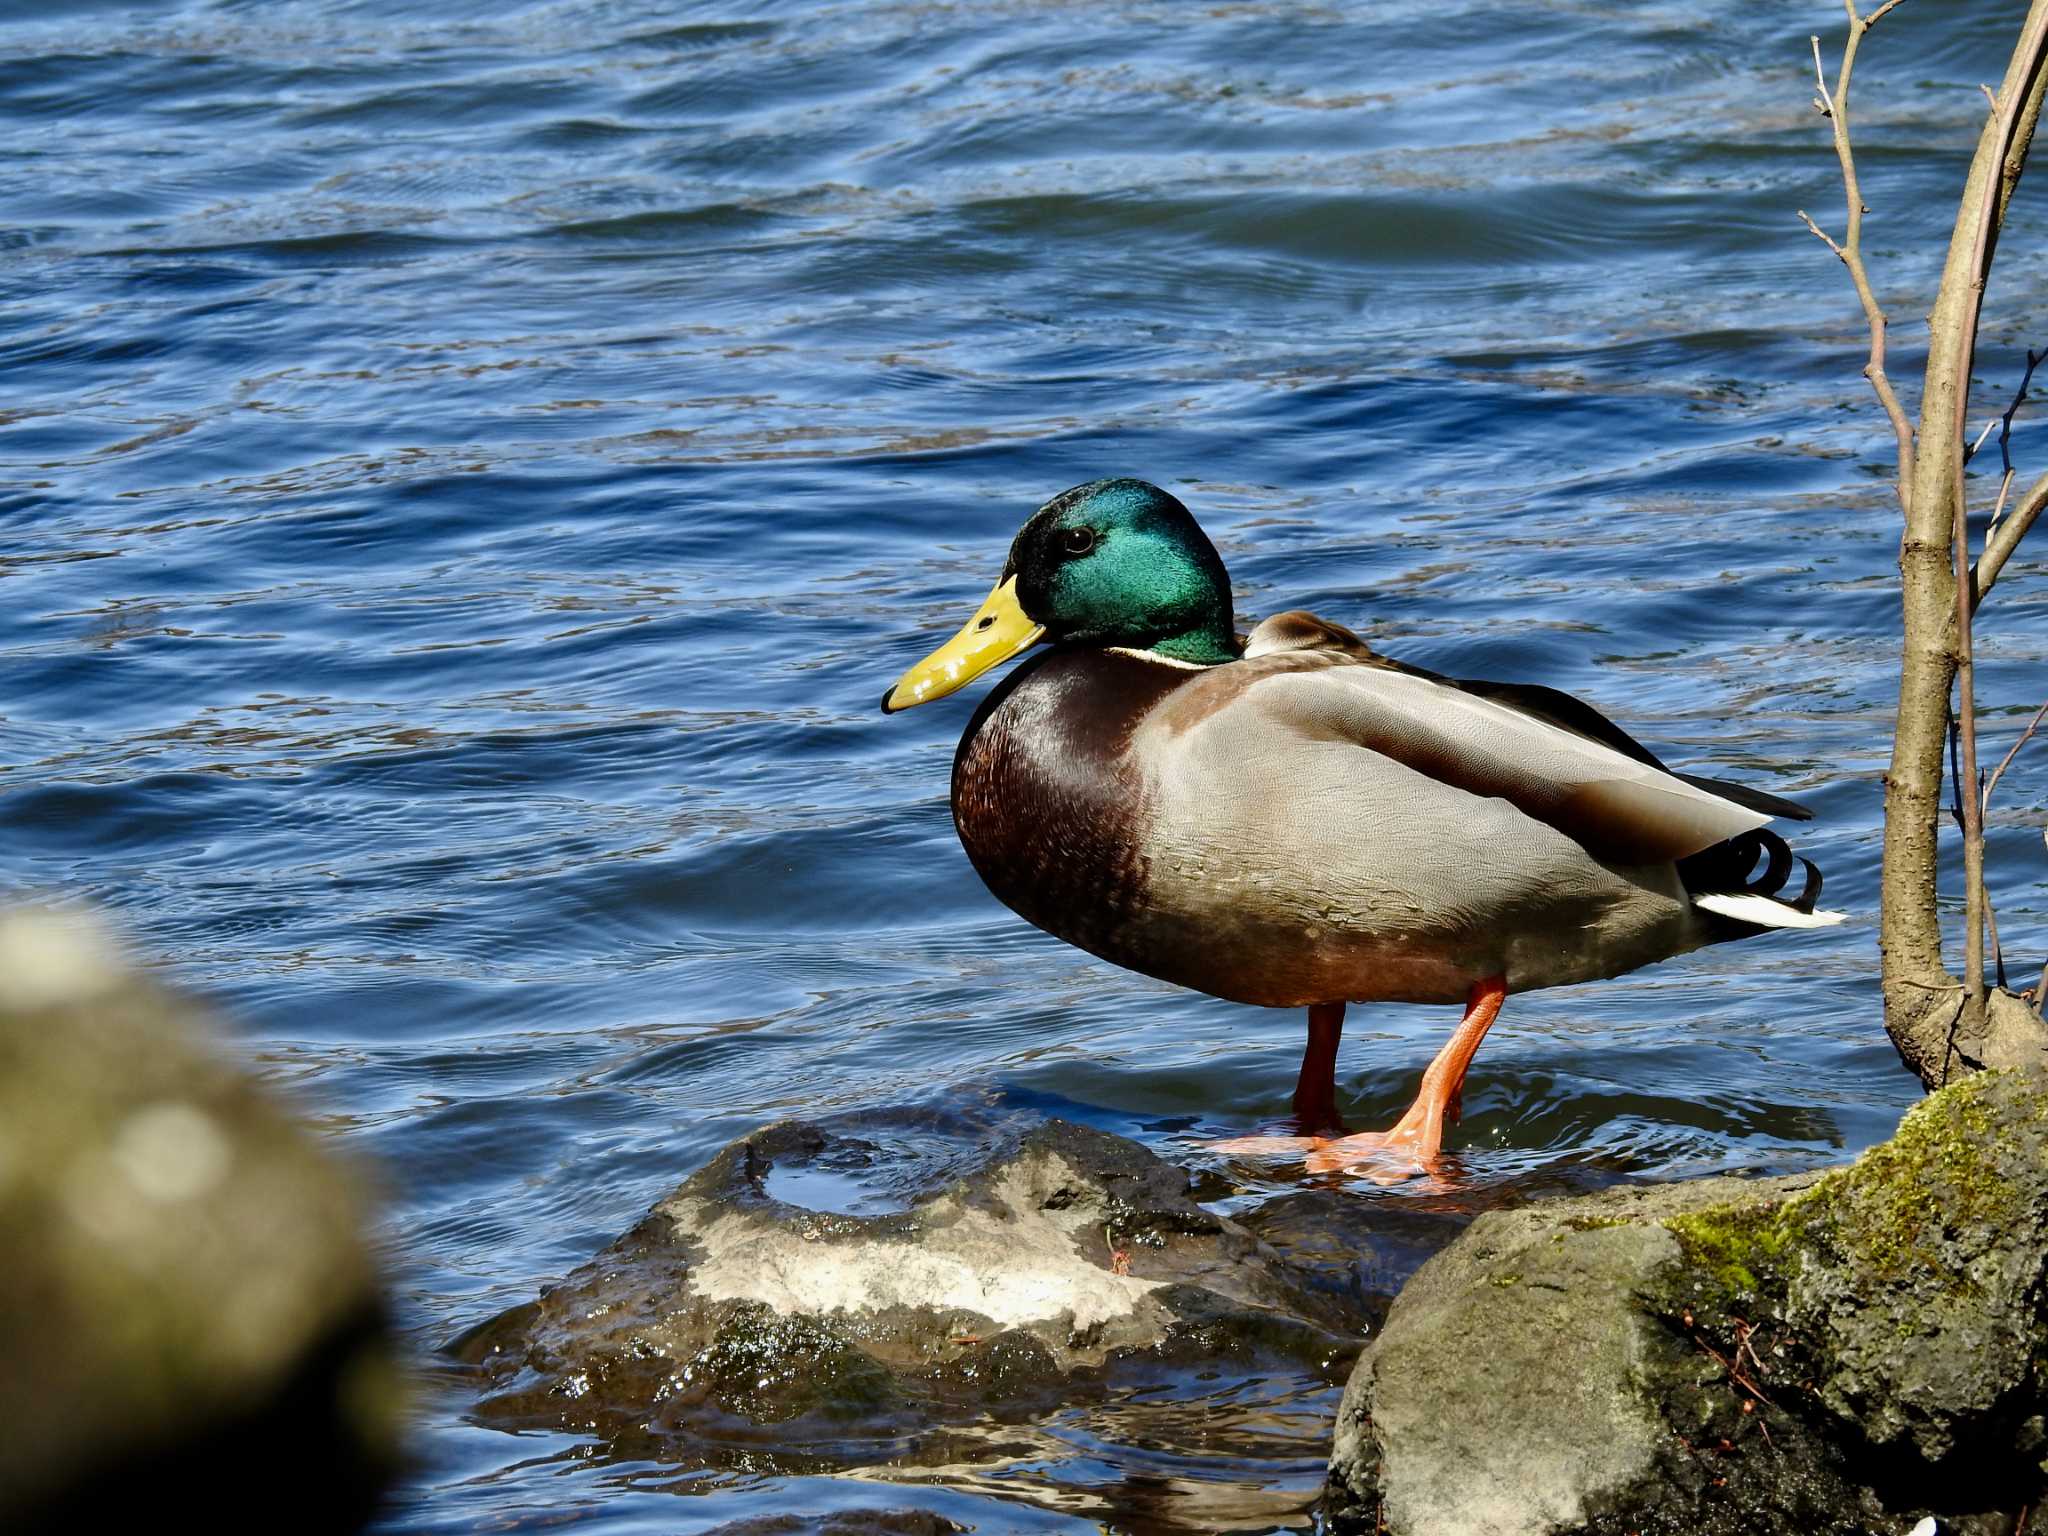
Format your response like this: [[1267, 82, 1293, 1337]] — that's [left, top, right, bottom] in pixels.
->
[[449, 1067, 2048, 1533], [1324, 1068, 2048, 1536], [449, 1111, 1380, 1459]]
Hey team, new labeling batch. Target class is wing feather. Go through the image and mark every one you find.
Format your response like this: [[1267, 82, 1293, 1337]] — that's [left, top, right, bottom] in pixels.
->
[[1243, 664, 1770, 864]]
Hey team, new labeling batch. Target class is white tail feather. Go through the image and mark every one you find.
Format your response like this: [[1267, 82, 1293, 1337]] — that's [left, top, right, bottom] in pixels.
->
[[1693, 892, 1847, 929]]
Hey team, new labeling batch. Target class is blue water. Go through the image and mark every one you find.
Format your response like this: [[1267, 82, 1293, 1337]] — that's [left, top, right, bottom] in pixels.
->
[[8, 0, 2048, 1530]]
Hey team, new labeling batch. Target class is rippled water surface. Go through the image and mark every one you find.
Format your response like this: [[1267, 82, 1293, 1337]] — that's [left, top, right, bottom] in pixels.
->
[[9, 0, 2048, 1530]]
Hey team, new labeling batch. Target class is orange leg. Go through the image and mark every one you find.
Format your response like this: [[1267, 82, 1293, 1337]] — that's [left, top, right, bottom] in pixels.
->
[[1304, 975, 1506, 1175], [1211, 977, 1507, 1179]]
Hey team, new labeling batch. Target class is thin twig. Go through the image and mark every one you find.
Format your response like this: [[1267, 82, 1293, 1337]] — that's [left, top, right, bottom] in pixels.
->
[[1976, 701, 2048, 994], [1797, 209, 1847, 261], [1811, 34, 1836, 114], [1965, 346, 2048, 627], [1946, 717, 1992, 993], [1997, 347, 2044, 480], [1954, 495, 1986, 1019], [1988, 465, 2018, 534], [1975, 469, 2048, 608], [1971, 346, 2046, 562], [1950, 716, 1965, 831], [1984, 854, 2007, 991], [1805, 10, 1918, 507], [1690, 1330, 1779, 1411], [1983, 700, 2048, 810]]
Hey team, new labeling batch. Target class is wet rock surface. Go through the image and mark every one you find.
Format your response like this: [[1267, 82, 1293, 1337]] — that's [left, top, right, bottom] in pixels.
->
[[449, 1109, 1386, 1469], [1324, 1068, 2048, 1536], [0, 911, 400, 1534]]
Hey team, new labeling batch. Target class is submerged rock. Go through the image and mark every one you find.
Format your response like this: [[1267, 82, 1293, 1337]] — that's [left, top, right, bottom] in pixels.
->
[[1324, 1068, 2048, 1536], [0, 910, 400, 1533], [449, 1110, 1379, 1463]]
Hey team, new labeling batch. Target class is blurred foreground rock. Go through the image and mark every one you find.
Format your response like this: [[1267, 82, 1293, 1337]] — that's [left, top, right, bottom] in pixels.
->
[[0, 910, 400, 1533], [451, 1111, 1380, 1460], [1324, 1068, 2048, 1536]]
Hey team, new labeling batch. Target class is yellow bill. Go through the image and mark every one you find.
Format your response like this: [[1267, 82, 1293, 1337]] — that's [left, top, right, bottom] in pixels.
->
[[882, 575, 1045, 712]]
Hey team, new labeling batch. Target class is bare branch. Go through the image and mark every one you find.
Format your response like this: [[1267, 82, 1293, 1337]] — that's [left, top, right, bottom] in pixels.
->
[[1982, 699, 2048, 812], [1987, 879, 2007, 992], [1892, 0, 2048, 1056], [1796, 209, 1847, 260], [1954, 60, 2048, 486], [1988, 465, 2017, 535], [1978, 697, 2047, 998], [1809, 9, 1917, 508], [1882, 0, 2048, 1079], [1955, 429, 1989, 1017], [1811, 36, 1837, 117], [1997, 345, 2044, 481], [1943, 342, 2039, 609], [1974, 467, 2048, 608], [1970, 415, 2000, 459]]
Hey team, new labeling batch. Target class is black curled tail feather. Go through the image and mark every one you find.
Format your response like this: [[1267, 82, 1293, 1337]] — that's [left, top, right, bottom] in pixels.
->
[[1678, 828, 1824, 915]]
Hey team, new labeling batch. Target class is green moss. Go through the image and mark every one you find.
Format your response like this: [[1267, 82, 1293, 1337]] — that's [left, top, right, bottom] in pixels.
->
[[1664, 1197, 1811, 1308], [1661, 1071, 2045, 1320], [1793, 1069, 2030, 1298]]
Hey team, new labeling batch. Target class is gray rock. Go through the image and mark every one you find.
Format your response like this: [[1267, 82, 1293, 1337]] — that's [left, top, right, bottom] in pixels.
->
[[450, 1110, 1375, 1461], [1325, 1068, 2048, 1536], [1949, 986, 2048, 1075], [0, 910, 400, 1533]]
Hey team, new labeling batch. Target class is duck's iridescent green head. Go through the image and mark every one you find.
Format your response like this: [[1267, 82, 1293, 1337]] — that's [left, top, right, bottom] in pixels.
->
[[1005, 478, 1237, 663], [883, 478, 1238, 713]]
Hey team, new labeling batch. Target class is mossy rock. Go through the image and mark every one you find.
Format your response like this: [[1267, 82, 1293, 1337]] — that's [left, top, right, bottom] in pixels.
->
[[1658, 1068, 2048, 1474], [1327, 1068, 2048, 1536]]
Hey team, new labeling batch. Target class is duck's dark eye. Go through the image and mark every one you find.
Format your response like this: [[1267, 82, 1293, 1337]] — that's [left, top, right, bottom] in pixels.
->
[[1062, 527, 1096, 556]]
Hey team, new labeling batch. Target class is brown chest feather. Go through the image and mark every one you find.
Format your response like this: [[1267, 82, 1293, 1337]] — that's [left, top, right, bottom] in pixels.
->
[[950, 650, 1184, 956]]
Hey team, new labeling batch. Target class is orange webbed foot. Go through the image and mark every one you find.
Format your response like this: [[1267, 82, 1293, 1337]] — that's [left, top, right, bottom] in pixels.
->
[[1209, 1129, 1439, 1188], [1216, 976, 1508, 1188], [1208, 1132, 1327, 1158]]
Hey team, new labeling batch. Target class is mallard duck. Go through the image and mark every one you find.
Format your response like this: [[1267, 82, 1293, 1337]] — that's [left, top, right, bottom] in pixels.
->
[[881, 478, 1842, 1175]]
